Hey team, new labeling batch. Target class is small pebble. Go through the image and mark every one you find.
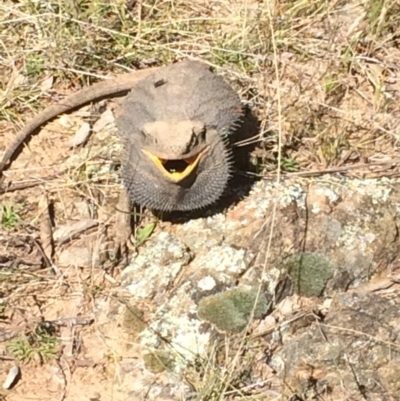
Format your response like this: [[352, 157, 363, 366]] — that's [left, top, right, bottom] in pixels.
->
[[69, 122, 91, 147], [3, 365, 20, 389]]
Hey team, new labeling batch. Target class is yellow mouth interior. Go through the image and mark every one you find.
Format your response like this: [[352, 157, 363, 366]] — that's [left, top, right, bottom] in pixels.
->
[[142, 148, 208, 182]]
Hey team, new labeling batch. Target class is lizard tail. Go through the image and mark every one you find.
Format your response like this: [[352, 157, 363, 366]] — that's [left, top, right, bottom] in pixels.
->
[[0, 67, 158, 179]]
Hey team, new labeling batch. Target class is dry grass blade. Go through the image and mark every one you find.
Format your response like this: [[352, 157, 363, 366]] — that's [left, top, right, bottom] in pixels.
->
[[0, 0, 400, 399], [38, 194, 53, 263]]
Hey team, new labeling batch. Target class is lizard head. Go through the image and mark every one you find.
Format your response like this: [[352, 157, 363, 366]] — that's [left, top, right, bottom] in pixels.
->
[[121, 119, 232, 212], [140, 120, 209, 184]]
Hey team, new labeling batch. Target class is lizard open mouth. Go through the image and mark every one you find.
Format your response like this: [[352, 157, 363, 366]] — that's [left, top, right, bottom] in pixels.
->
[[142, 148, 209, 182]]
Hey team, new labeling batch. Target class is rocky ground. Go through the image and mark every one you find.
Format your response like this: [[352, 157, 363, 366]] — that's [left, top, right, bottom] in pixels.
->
[[3, 171, 400, 400], [1, 0, 400, 400]]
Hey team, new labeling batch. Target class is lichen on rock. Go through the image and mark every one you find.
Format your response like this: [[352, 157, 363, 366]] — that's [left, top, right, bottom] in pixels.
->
[[143, 350, 175, 374], [114, 174, 400, 398], [282, 252, 334, 297], [121, 231, 192, 300], [271, 291, 400, 399], [122, 302, 147, 340], [197, 287, 270, 333]]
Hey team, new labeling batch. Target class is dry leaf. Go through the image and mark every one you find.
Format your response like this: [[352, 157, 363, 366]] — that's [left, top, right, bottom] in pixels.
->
[[58, 115, 75, 128], [69, 122, 91, 147], [40, 75, 54, 92], [3, 365, 20, 389], [93, 109, 115, 132]]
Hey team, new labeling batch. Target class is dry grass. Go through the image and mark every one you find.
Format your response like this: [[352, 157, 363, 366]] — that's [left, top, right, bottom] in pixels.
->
[[0, 0, 400, 400], [1, 0, 400, 172]]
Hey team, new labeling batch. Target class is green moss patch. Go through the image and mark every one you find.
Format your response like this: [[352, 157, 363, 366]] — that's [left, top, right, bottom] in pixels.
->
[[122, 303, 146, 339], [284, 252, 334, 297], [143, 350, 175, 374], [197, 287, 269, 333]]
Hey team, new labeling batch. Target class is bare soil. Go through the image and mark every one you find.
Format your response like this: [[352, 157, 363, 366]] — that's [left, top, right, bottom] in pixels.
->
[[0, 0, 399, 400]]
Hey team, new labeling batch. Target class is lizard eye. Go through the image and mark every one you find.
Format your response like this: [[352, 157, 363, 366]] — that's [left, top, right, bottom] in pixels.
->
[[192, 126, 206, 140], [140, 129, 158, 145], [139, 130, 147, 140]]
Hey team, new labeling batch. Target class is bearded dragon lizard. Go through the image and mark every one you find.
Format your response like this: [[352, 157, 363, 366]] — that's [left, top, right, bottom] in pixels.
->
[[0, 60, 243, 253]]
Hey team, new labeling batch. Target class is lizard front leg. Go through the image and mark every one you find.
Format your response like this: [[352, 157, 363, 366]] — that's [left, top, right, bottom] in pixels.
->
[[112, 188, 133, 263]]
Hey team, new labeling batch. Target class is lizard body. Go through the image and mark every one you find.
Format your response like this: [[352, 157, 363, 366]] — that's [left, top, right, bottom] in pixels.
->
[[0, 60, 243, 211], [116, 60, 243, 211]]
